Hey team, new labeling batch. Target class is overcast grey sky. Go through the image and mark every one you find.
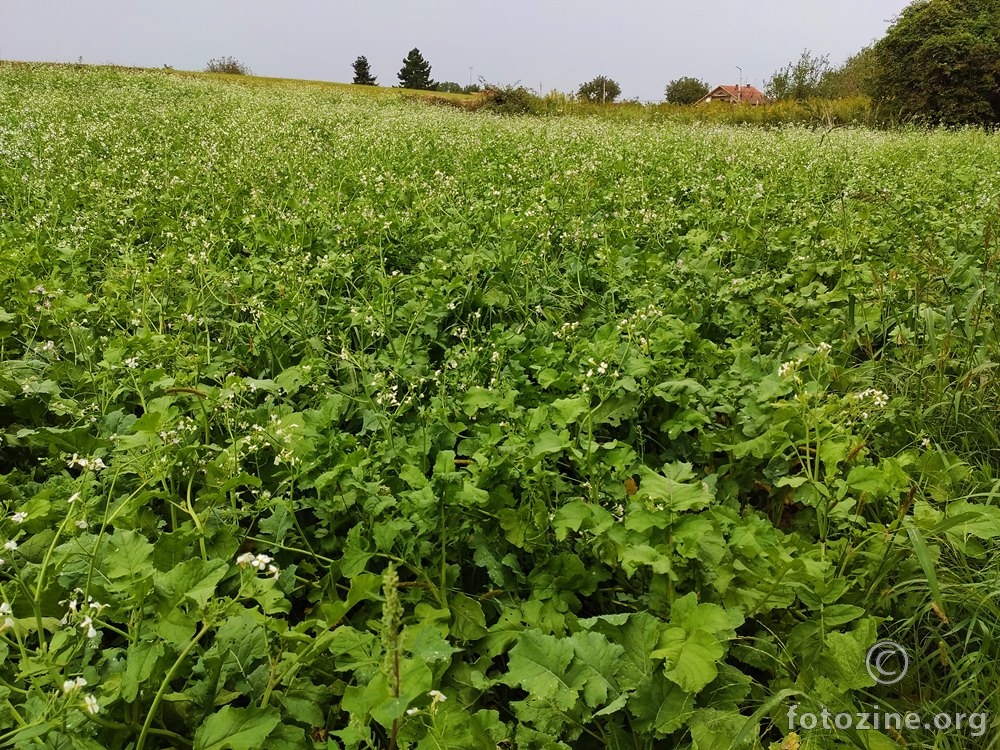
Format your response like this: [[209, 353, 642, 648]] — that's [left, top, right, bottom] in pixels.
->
[[2, 1, 912, 101]]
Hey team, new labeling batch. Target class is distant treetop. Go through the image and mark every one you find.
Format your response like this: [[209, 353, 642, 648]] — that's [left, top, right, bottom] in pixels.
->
[[205, 56, 251, 75], [577, 76, 621, 104], [398, 48, 435, 90], [352, 55, 377, 86], [665, 77, 710, 104]]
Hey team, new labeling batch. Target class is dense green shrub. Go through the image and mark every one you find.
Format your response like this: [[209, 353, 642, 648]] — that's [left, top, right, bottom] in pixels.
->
[[472, 83, 542, 115], [204, 56, 251, 75], [872, 0, 1000, 126]]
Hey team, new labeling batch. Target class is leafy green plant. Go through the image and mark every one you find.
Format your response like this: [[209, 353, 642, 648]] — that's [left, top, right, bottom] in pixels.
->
[[1, 61, 999, 749]]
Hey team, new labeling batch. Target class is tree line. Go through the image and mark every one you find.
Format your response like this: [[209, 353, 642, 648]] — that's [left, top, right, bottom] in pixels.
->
[[215, 1, 1000, 127]]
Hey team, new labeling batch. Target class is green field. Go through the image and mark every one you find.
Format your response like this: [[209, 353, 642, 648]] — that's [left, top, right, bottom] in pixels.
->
[[1, 63, 1000, 749]]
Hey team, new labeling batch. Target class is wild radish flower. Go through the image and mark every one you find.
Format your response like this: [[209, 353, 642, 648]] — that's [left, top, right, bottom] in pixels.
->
[[237, 552, 281, 579], [75, 520, 88, 530], [67, 455, 107, 472], [83, 694, 100, 715], [428, 689, 447, 714], [68, 492, 81, 504], [62, 677, 87, 694], [0, 602, 13, 631], [124, 356, 139, 369], [10, 512, 26, 524], [80, 616, 98, 638], [817, 342, 832, 354], [3, 541, 16, 551], [920, 437, 931, 448], [853, 388, 889, 408], [778, 360, 799, 378]]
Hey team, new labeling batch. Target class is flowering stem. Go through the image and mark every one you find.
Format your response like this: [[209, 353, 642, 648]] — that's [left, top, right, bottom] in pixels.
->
[[32, 506, 78, 650], [136, 620, 211, 750]]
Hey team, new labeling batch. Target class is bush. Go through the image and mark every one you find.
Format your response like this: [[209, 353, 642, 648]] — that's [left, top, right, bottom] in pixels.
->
[[872, 0, 1000, 127], [205, 56, 251, 75], [473, 84, 542, 115], [577, 75, 621, 104]]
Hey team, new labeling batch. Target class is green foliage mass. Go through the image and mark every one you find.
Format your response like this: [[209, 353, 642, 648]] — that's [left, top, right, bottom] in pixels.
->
[[766, 50, 832, 100], [1, 62, 999, 748], [872, 0, 1000, 126], [577, 75, 622, 103], [205, 56, 251, 76], [664, 77, 710, 105], [352, 55, 377, 86], [398, 48, 435, 91]]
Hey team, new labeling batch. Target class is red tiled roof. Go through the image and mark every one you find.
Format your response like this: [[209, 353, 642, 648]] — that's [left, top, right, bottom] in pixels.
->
[[702, 85, 769, 105]]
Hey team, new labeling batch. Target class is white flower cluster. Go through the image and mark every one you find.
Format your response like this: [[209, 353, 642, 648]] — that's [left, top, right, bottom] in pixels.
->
[[237, 415, 301, 467], [0, 601, 14, 631], [67, 454, 107, 472], [61, 677, 100, 714], [778, 359, 803, 379], [236, 552, 281, 580], [406, 689, 448, 716], [852, 388, 890, 408], [553, 321, 580, 340], [59, 590, 108, 640], [31, 283, 61, 311]]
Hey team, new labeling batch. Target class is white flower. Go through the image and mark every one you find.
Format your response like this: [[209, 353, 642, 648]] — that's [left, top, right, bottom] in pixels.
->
[[237, 552, 279, 578], [68, 493, 81, 504], [428, 689, 447, 713], [817, 342, 832, 354], [62, 677, 87, 694], [75, 520, 88, 530], [67, 455, 106, 472], [0, 602, 12, 632], [10, 512, 26, 524], [80, 616, 98, 638], [124, 357, 139, 369], [920, 437, 931, 448], [2, 541, 15, 552], [406, 707, 420, 715], [83, 694, 100, 715]]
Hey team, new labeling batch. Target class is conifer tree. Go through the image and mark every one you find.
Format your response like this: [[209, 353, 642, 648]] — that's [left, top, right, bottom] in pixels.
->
[[352, 56, 377, 86], [397, 48, 435, 90]]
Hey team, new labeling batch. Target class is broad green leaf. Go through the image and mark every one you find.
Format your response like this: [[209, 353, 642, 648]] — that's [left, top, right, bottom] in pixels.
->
[[105, 529, 154, 580], [636, 463, 713, 512], [629, 671, 694, 736], [154, 558, 229, 614], [654, 627, 725, 694], [122, 641, 165, 702], [503, 630, 578, 711], [450, 593, 488, 640], [566, 631, 624, 708], [193, 706, 280, 750]]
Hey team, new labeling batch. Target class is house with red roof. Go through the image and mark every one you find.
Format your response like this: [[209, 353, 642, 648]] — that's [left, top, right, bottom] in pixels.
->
[[698, 85, 769, 106]]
